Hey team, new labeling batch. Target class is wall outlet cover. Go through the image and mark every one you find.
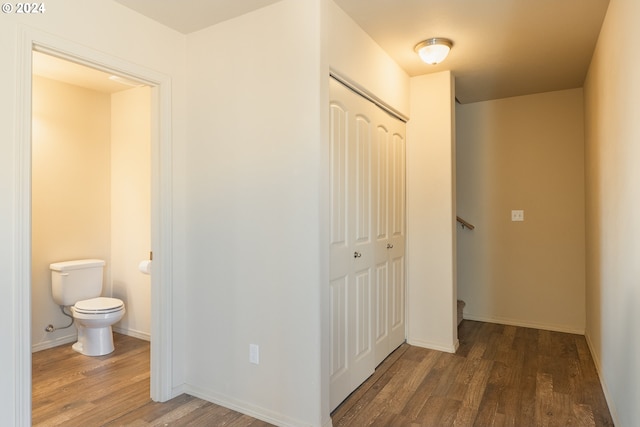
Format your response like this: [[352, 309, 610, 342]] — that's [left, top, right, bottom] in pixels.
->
[[511, 210, 524, 221]]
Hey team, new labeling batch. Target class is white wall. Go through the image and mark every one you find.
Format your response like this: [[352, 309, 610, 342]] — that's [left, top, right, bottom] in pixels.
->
[[111, 86, 152, 340], [1, 1, 187, 424], [584, 0, 640, 424], [31, 76, 112, 351], [456, 89, 586, 334], [327, 0, 410, 117], [406, 71, 458, 352], [184, 1, 326, 425]]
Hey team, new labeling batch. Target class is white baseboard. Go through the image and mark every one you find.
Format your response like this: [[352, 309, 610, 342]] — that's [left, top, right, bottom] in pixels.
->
[[32, 326, 149, 353], [584, 332, 620, 427], [184, 384, 311, 427], [31, 334, 77, 353], [462, 313, 585, 335], [407, 337, 458, 353], [113, 326, 150, 341]]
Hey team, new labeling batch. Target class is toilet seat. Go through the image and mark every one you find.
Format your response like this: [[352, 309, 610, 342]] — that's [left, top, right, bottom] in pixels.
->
[[74, 297, 124, 315]]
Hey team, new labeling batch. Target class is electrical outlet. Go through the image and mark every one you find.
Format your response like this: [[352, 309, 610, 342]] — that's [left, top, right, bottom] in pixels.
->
[[511, 210, 524, 222], [249, 344, 259, 365]]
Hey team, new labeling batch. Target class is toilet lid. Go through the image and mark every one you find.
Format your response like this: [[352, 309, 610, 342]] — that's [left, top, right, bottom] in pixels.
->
[[74, 297, 124, 314]]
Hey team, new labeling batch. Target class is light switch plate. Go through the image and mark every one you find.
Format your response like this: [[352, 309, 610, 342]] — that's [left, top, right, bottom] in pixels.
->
[[511, 210, 524, 222]]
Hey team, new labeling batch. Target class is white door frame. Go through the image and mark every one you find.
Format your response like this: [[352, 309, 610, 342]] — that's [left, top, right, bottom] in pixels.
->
[[14, 27, 174, 425]]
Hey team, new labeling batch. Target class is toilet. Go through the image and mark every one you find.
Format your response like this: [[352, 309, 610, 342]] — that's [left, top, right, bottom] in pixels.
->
[[50, 259, 125, 356]]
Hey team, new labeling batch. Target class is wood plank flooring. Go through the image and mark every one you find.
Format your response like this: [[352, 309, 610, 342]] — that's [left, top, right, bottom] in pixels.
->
[[32, 334, 273, 426], [332, 320, 614, 426], [33, 322, 614, 426]]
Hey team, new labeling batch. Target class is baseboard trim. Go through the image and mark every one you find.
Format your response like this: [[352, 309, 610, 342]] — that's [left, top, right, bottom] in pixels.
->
[[462, 313, 585, 335], [113, 326, 151, 342], [31, 334, 76, 353], [184, 384, 311, 427], [407, 337, 458, 353], [32, 327, 150, 353], [584, 332, 620, 427]]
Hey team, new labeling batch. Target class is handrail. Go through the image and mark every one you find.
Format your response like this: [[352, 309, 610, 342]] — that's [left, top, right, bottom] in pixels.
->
[[456, 216, 475, 230]]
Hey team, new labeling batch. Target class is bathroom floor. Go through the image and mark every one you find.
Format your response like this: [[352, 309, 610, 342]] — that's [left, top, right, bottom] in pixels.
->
[[32, 333, 272, 426]]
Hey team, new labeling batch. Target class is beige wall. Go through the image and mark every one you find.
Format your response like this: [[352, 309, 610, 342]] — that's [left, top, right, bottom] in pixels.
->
[[406, 71, 458, 352], [584, 0, 640, 424], [31, 76, 112, 350], [456, 89, 586, 333], [111, 86, 151, 340]]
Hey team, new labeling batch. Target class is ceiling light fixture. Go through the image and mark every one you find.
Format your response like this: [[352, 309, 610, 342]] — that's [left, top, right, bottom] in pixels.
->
[[414, 38, 453, 65]]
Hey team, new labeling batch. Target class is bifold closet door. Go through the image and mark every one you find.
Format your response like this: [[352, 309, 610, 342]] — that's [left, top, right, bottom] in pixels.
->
[[329, 78, 406, 410], [373, 104, 406, 367]]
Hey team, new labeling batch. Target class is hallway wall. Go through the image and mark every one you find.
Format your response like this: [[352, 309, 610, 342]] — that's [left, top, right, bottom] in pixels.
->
[[406, 71, 458, 352], [584, 0, 640, 424], [456, 89, 586, 334], [184, 1, 326, 425]]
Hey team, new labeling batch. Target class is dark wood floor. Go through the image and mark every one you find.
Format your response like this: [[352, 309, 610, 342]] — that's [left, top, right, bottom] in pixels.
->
[[33, 322, 614, 426], [332, 320, 614, 426]]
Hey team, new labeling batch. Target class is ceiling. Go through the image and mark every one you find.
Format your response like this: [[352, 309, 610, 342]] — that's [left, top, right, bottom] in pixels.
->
[[114, 0, 609, 104], [113, 0, 283, 33], [42, 1, 611, 104], [333, 0, 610, 103]]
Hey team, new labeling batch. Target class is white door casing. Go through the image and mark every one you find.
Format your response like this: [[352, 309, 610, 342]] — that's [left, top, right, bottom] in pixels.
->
[[14, 27, 175, 425], [329, 77, 406, 410]]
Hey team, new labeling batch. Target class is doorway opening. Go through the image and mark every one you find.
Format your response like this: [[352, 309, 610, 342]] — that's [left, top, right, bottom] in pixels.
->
[[31, 51, 152, 355], [14, 30, 175, 424]]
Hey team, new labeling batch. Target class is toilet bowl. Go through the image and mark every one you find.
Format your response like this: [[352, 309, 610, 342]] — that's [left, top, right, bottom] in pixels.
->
[[70, 297, 125, 356], [50, 259, 126, 357]]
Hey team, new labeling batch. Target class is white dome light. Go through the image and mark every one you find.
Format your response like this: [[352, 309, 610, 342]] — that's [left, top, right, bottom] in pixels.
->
[[414, 38, 453, 65]]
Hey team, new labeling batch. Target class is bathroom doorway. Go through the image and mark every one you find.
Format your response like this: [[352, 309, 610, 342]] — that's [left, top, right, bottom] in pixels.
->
[[31, 51, 152, 350], [31, 49, 152, 396], [14, 31, 175, 423]]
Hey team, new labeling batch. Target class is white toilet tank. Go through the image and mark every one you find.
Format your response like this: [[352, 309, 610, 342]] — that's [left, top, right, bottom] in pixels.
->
[[50, 259, 105, 306]]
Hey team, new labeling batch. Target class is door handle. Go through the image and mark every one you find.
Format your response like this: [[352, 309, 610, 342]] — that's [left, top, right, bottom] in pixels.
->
[[386, 243, 394, 249], [354, 251, 362, 258]]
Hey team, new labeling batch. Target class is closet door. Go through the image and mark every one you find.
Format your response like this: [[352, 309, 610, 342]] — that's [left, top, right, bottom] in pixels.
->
[[329, 77, 406, 410], [387, 128, 406, 351], [372, 120, 406, 365], [329, 78, 375, 410]]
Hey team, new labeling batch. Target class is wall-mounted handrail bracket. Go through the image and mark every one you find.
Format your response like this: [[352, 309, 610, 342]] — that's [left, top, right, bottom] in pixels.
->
[[456, 216, 475, 230]]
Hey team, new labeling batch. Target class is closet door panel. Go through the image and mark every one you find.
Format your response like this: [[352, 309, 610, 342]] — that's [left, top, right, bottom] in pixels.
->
[[373, 124, 390, 365], [388, 131, 406, 349], [329, 77, 405, 410], [329, 79, 374, 410]]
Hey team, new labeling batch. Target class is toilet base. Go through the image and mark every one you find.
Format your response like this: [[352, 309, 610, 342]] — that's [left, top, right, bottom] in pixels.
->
[[73, 325, 115, 356]]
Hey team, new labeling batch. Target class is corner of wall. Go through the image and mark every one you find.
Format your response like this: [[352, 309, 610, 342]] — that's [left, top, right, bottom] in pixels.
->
[[406, 71, 457, 352]]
